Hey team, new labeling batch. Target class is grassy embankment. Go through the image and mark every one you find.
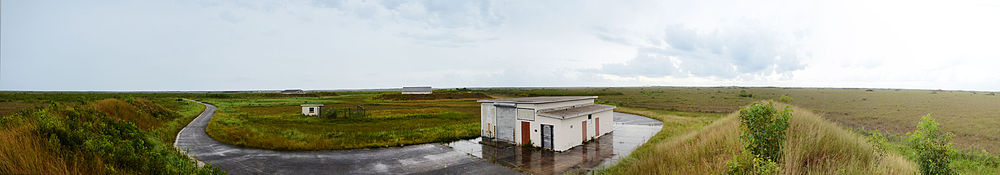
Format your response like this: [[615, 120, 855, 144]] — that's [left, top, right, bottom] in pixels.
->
[[600, 103, 918, 174], [0, 92, 219, 174], [199, 92, 488, 150]]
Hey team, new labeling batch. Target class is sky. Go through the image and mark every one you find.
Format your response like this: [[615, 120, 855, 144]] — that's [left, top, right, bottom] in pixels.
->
[[2, 0, 999, 91]]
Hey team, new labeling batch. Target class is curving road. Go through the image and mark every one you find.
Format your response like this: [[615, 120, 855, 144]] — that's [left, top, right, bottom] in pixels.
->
[[174, 100, 520, 175]]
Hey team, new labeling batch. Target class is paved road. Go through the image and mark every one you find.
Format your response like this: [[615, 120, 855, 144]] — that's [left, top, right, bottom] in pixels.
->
[[174, 100, 520, 175]]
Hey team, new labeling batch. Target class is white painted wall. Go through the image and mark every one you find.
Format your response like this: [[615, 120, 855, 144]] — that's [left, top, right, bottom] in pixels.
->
[[480, 103, 496, 137], [301, 107, 320, 116], [401, 91, 432, 94]]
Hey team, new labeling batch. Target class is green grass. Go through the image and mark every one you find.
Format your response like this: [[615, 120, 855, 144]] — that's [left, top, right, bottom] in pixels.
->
[[199, 94, 483, 150]]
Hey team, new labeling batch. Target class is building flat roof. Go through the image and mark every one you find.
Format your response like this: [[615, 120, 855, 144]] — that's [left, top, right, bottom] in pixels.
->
[[537, 104, 616, 119], [402, 87, 432, 92], [476, 96, 597, 104], [300, 104, 324, 107]]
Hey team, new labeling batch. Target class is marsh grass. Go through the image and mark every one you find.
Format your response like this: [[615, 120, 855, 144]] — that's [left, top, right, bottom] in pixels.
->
[[201, 94, 482, 150]]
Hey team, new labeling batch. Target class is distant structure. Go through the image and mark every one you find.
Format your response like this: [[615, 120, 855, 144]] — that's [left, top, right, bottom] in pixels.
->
[[282, 89, 306, 94], [402, 86, 433, 94], [301, 104, 323, 116], [479, 96, 615, 151]]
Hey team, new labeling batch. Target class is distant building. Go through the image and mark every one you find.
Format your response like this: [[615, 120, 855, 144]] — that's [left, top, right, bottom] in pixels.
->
[[402, 87, 433, 94], [301, 104, 323, 116], [282, 89, 306, 94], [479, 96, 615, 151]]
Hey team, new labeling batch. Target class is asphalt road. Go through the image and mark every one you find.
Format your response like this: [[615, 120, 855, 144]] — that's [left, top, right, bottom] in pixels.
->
[[174, 100, 520, 175]]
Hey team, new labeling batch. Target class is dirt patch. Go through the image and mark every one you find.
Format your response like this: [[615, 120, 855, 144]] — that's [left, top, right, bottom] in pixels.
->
[[375, 92, 490, 100]]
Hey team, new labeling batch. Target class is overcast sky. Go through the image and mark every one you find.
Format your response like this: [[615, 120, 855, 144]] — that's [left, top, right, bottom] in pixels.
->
[[2, 0, 999, 91]]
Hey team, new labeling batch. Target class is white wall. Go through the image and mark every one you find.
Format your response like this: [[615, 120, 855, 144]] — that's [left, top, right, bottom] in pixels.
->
[[301, 107, 319, 116], [480, 103, 496, 137], [401, 91, 432, 94]]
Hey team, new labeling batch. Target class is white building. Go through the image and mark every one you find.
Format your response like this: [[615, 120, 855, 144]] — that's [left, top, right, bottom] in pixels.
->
[[282, 89, 305, 94], [402, 86, 433, 94], [479, 96, 615, 151], [301, 104, 323, 116]]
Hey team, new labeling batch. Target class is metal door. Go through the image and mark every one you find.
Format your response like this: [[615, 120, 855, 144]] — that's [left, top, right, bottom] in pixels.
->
[[495, 105, 516, 142], [521, 121, 531, 145], [582, 121, 588, 141], [596, 117, 600, 136], [541, 124, 553, 149]]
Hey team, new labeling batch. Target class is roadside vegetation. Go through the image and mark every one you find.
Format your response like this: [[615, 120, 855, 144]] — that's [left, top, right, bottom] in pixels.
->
[[0, 93, 219, 174], [198, 93, 485, 150]]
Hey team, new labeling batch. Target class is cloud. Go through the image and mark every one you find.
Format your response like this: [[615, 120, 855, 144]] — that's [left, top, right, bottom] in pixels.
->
[[596, 21, 808, 79], [309, 0, 506, 47]]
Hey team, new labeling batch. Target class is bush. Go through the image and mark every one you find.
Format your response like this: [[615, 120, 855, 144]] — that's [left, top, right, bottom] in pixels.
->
[[778, 95, 793, 103], [726, 149, 781, 175], [739, 90, 753, 98], [907, 114, 955, 175], [738, 102, 791, 162], [728, 102, 791, 174]]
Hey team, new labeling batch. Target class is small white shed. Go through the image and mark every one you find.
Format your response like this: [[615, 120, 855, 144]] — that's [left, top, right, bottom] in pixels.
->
[[301, 104, 323, 116], [402, 87, 433, 94], [479, 96, 615, 151]]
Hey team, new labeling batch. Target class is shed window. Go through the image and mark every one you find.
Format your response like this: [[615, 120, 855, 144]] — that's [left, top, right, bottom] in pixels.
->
[[588, 114, 592, 119], [309, 107, 315, 113]]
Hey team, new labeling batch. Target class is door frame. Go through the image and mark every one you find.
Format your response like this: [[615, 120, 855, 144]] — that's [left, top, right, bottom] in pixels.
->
[[541, 124, 553, 149]]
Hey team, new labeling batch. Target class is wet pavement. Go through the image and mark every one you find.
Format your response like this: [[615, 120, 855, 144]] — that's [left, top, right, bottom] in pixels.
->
[[174, 100, 519, 175], [175, 100, 662, 175], [446, 112, 663, 174]]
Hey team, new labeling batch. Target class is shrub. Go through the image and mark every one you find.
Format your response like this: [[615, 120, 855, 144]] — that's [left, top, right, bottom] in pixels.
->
[[728, 102, 791, 174], [738, 102, 791, 162], [868, 130, 889, 158], [907, 114, 955, 175], [778, 95, 793, 103], [726, 149, 781, 175], [739, 90, 753, 98]]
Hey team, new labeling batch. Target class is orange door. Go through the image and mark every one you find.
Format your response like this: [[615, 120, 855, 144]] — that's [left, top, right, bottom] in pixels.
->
[[521, 121, 531, 145], [596, 117, 600, 135], [582, 121, 588, 141]]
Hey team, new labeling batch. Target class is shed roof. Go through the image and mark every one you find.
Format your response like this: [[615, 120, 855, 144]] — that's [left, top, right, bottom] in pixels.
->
[[477, 96, 597, 104], [300, 104, 324, 107], [402, 86, 433, 92], [537, 104, 616, 119]]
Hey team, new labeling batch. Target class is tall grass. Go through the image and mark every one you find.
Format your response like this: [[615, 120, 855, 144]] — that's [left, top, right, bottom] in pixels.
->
[[601, 103, 918, 174], [0, 98, 221, 174], [782, 105, 917, 174]]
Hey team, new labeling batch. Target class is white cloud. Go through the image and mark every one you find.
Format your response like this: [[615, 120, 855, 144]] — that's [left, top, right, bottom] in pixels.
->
[[1, 0, 998, 91]]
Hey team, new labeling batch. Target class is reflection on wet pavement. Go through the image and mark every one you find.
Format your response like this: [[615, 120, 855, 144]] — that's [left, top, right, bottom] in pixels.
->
[[447, 112, 662, 174]]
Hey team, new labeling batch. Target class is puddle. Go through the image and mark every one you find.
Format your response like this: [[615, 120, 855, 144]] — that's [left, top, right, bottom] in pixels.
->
[[446, 112, 662, 174]]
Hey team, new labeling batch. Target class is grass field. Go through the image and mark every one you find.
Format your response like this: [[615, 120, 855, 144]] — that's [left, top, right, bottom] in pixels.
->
[[198, 92, 487, 150]]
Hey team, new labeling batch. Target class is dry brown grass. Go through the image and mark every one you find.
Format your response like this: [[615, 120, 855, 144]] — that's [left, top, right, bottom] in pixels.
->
[[0, 117, 105, 175], [782, 104, 918, 174]]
